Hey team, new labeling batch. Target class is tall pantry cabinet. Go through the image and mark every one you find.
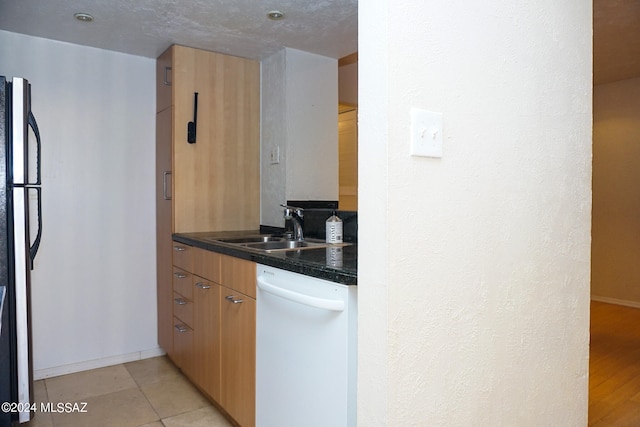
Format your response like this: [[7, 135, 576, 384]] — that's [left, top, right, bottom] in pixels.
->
[[155, 45, 260, 358]]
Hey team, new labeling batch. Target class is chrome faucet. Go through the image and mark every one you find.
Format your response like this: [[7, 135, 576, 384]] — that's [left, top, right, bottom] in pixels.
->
[[281, 204, 304, 241]]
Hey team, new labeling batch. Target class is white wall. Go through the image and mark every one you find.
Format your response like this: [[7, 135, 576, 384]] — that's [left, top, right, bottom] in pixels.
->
[[261, 48, 338, 227], [0, 31, 159, 377], [260, 50, 287, 227], [285, 49, 338, 202], [358, 1, 592, 425], [592, 77, 640, 306]]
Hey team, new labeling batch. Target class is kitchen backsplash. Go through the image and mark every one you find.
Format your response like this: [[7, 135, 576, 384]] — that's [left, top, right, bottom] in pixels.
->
[[299, 209, 357, 243], [260, 201, 357, 243]]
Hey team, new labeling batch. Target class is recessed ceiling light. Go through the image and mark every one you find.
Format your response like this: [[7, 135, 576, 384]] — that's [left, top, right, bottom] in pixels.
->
[[267, 10, 285, 20], [74, 13, 94, 22]]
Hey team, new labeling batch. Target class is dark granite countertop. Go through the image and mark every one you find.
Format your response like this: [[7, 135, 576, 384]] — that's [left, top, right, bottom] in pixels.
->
[[173, 230, 357, 286]]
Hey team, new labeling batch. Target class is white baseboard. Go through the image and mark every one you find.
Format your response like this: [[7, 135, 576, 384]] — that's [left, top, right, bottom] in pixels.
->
[[34, 347, 166, 381], [591, 295, 640, 309]]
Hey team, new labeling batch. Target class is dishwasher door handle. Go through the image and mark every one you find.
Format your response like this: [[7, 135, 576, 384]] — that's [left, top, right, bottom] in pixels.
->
[[257, 276, 345, 312]]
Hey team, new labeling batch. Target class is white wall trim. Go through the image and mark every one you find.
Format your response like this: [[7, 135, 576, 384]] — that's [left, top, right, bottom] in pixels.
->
[[33, 347, 165, 380], [591, 295, 640, 310]]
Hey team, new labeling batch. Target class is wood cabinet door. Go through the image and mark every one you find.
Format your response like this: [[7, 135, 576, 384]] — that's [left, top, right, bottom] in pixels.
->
[[220, 286, 256, 427], [193, 278, 222, 402], [172, 46, 260, 233], [156, 47, 173, 113], [156, 107, 173, 354]]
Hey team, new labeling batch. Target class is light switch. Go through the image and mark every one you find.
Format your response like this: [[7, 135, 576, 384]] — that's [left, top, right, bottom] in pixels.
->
[[270, 146, 280, 164], [410, 108, 443, 158]]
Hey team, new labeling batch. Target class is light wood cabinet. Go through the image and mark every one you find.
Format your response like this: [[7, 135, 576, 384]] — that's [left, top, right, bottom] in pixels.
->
[[169, 244, 256, 427], [192, 276, 221, 402], [172, 317, 193, 377], [171, 245, 222, 401], [190, 247, 222, 402], [156, 107, 174, 354], [156, 48, 173, 113], [172, 242, 193, 272], [171, 246, 195, 377], [219, 256, 256, 427], [158, 44, 261, 234], [156, 44, 260, 372], [221, 255, 257, 299], [173, 291, 193, 326], [171, 248, 194, 376]]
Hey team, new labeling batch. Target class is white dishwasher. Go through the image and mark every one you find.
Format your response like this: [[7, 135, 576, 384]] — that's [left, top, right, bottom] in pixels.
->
[[256, 264, 357, 427]]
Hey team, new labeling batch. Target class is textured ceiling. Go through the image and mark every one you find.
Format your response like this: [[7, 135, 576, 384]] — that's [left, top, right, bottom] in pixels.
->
[[593, 0, 640, 85], [0, 0, 358, 60], [0, 1, 635, 85]]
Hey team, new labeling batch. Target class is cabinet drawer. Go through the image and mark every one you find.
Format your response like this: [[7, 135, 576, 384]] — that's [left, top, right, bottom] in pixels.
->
[[173, 267, 193, 299], [221, 255, 256, 298], [173, 292, 193, 326], [172, 243, 193, 271], [172, 317, 193, 373], [192, 247, 221, 283]]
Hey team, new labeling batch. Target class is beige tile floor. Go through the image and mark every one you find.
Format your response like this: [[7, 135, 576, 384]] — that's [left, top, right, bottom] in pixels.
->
[[24, 356, 233, 427]]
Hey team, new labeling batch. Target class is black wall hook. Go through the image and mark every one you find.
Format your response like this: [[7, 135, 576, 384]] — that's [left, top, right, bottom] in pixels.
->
[[187, 92, 198, 144]]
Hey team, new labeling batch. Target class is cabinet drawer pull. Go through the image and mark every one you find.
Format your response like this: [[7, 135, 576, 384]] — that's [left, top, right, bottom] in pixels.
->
[[174, 298, 188, 305], [173, 272, 188, 279], [196, 282, 211, 290], [164, 66, 172, 86], [173, 245, 186, 252], [174, 324, 188, 333], [225, 295, 243, 304]]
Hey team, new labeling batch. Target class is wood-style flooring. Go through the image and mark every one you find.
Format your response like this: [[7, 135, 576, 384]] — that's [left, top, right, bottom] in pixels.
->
[[590, 300, 640, 426]]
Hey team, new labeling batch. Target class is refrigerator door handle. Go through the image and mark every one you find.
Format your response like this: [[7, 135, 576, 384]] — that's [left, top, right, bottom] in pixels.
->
[[27, 111, 41, 186], [28, 187, 42, 269]]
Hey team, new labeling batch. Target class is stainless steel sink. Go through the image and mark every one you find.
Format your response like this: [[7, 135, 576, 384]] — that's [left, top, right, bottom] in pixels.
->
[[215, 235, 283, 244], [243, 240, 328, 252], [207, 235, 346, 253]]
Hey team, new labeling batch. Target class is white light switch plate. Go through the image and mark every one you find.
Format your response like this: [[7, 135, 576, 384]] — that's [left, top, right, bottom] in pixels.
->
[[410, 108, 443, 158]]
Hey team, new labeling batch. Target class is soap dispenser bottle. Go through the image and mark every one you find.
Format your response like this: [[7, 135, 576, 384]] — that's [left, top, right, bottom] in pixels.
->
[[325, 211, 343, 244]]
